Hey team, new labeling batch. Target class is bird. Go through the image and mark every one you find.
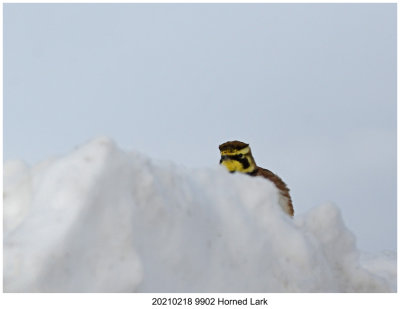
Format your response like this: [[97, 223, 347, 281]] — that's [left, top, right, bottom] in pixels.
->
[[219, 140, 294, 216]]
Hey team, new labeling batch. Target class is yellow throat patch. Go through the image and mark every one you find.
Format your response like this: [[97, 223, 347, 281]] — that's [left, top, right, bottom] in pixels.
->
[[219, 146, 256, 174]]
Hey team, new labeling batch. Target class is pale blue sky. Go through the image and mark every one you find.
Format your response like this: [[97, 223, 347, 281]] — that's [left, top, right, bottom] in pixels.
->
[[3, 4, 396, 252]]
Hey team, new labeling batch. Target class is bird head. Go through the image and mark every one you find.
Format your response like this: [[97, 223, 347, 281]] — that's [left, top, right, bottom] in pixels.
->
[[219, 140, 256, 174]]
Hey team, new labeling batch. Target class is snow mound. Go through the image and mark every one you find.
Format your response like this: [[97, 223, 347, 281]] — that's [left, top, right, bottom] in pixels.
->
[[3, 137, 396, 292]]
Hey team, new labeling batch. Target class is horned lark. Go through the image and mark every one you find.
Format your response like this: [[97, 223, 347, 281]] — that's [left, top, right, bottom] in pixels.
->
[[219, 140, 294, 216]]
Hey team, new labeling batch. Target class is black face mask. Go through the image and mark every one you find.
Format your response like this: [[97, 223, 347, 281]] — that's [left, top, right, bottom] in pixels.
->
[[219, 155, 250, 169]]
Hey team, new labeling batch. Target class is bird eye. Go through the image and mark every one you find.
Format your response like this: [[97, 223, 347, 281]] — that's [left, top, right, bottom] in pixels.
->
[[239, 154, 244, 158]]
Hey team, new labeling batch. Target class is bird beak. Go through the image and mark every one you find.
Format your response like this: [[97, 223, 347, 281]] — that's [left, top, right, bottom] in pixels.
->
[[219, 155, 228, 164]]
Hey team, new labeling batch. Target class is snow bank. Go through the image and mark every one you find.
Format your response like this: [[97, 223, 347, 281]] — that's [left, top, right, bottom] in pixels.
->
[[3, 137, 396, 292]]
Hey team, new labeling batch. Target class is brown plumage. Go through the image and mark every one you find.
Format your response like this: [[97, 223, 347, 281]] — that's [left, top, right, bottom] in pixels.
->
[[219, 140, 294, 216], [249, 167, 294, 216]]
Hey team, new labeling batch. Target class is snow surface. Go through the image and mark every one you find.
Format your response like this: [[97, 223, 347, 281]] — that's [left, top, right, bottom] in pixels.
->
[[3, 137, 396, 292]]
